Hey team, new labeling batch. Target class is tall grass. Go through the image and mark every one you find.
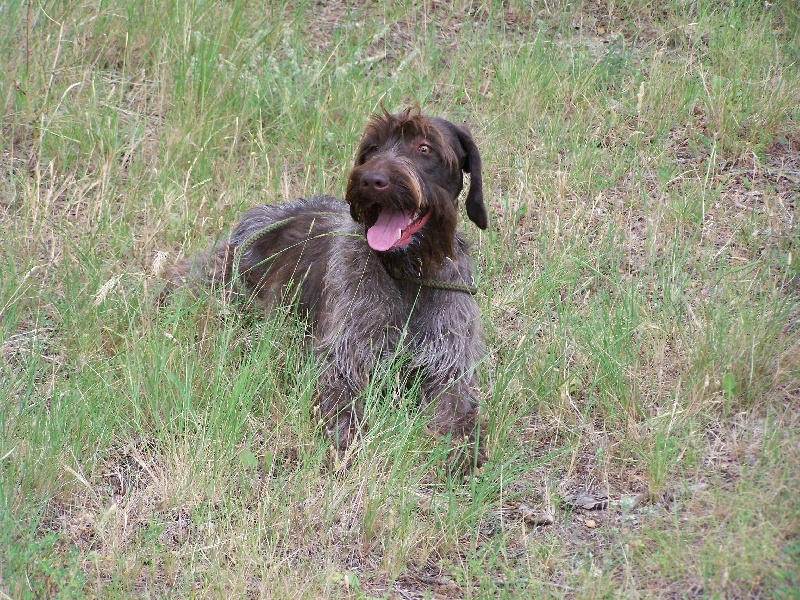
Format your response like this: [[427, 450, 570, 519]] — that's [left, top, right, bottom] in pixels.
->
[[2, 0, 799, 597]]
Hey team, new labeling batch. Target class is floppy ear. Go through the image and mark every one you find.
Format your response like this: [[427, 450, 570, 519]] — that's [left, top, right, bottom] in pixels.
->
[[453, 124, 488, 230]]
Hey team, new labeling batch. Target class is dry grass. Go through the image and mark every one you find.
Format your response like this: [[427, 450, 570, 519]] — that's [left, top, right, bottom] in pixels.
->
[[2, 0, 799, 598]]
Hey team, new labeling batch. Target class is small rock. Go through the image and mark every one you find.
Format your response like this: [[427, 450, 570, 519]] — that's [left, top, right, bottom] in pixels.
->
[[566, 491, 608, 510], [517, 504, 554, 526]]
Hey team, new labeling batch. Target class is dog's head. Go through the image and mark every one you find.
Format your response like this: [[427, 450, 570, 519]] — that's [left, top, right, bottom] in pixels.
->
[[345, 108, 488, 259]]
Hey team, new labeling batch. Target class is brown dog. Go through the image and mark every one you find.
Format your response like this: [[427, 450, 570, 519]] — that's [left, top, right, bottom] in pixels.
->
[[163, 108, 488, 470]]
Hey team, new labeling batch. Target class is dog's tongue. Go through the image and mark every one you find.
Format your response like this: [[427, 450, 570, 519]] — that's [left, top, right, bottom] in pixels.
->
[[366, 208, 413, 251]]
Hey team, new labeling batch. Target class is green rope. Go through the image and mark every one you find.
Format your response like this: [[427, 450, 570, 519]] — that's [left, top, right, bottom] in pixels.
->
[[235, 216, 479, 296], [235, 217, 296, 259], [231, 216, 296, 282], [397, 273, 478, 295]]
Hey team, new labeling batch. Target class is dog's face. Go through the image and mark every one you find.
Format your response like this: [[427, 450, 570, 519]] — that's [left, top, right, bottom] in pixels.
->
[[345, 108, 487, 258]]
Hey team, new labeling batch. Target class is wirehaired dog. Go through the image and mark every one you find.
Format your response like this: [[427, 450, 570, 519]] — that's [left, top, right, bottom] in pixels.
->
[[162, 108, 489, 471]]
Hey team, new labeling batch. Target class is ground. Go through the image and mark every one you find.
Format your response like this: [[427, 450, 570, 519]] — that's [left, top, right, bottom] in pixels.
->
[[1, 1, 799, 598]]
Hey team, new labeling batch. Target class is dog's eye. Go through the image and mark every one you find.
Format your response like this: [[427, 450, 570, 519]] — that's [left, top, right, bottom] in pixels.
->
[[418, 144, 432, 154], [359, 145, 379, 164]]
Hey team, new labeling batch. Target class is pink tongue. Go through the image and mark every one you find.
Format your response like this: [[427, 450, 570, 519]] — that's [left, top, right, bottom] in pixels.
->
[[366, 208, 413, 251]]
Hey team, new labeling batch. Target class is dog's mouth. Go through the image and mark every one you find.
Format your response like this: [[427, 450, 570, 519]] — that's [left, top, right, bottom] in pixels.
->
[[366, 207, 431, 252]]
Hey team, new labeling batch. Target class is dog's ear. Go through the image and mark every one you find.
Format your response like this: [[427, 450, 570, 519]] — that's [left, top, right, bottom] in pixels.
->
[[452, 124, 488, 230]]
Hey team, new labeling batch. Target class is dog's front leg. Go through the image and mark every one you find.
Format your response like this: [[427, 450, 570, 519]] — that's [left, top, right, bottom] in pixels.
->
[[315, 365, 362, 451], [426, 378, 486, 473], [313, 280, 389, 452]]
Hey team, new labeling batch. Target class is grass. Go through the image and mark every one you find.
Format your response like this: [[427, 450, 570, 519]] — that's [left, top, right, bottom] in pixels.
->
[[1, 0, 799, 597]]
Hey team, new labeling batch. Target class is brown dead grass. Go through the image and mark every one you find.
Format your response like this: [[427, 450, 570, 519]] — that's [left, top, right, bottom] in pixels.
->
[[2, 1, 799, 598]]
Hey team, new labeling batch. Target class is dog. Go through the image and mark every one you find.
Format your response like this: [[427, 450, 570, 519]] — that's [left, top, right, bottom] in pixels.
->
[[162, 108, 489, 471]]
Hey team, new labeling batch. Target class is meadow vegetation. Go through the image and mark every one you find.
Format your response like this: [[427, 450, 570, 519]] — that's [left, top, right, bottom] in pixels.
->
[[1, 0, 799, 597]]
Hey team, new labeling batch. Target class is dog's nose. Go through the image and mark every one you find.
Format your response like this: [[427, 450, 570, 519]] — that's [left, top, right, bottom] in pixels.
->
[[361, 171, 390, 191]]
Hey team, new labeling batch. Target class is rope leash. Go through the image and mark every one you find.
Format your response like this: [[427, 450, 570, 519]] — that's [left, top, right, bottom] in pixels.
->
[[231, 216, 296, 285], [235, 216, 479, 296], [235, 217, 296, 261], [397, 273, 478, 295]]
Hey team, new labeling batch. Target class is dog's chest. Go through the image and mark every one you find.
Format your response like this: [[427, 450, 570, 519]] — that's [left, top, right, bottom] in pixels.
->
[[322, 221, 476, 340]]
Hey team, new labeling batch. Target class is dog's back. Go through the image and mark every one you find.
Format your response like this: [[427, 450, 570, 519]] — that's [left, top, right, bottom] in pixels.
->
[[230, 196, 349, 315], [160, 196, 349, 315]]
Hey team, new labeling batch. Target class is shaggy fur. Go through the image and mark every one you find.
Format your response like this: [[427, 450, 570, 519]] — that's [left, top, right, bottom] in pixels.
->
[[162, 108, 489, 471]]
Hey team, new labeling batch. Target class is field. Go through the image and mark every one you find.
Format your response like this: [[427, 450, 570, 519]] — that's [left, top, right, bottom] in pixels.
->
[[1, 1, 799, 597]]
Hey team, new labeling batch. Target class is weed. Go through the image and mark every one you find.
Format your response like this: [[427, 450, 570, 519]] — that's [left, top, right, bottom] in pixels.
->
[[1, 0, 798, 597]]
